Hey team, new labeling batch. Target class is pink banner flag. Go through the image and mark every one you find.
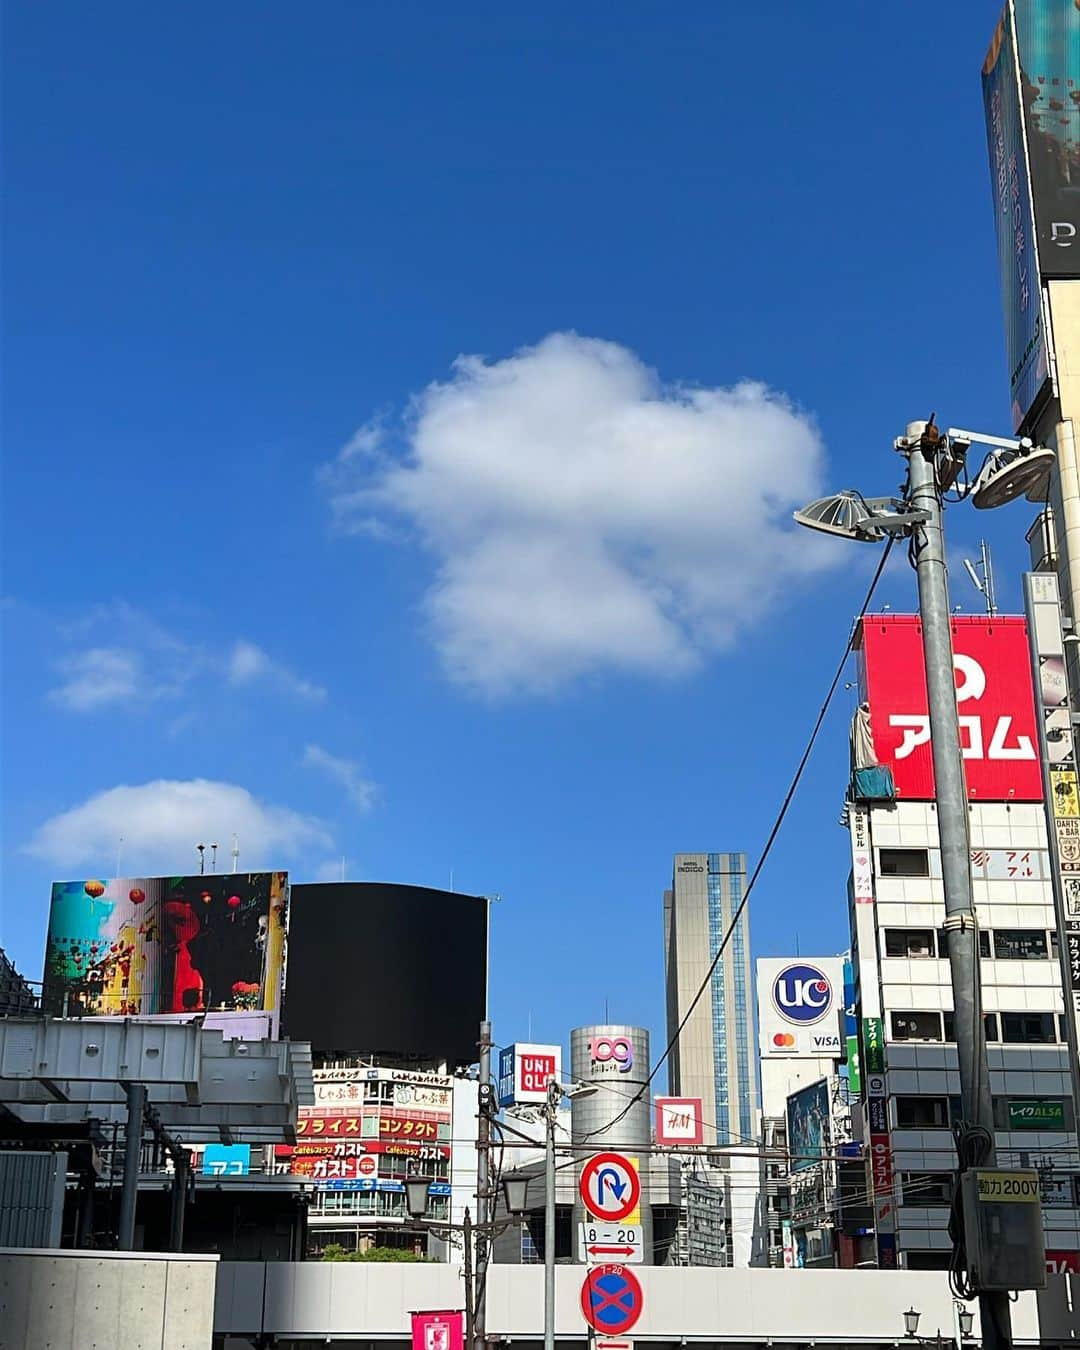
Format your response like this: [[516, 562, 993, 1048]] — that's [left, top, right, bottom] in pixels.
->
[[412, 1310, 464, 1350]]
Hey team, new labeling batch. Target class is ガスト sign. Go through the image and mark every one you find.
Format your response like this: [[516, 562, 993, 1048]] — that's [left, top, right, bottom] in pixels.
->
[[859, 616, 1041, 801]]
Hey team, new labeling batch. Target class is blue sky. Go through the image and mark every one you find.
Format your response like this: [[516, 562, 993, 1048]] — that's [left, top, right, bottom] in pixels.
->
[[2, 1, 1034, 1065]]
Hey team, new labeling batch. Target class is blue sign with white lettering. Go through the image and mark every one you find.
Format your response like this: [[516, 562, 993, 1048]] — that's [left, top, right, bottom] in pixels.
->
[[202, 1144, 250, 1177]]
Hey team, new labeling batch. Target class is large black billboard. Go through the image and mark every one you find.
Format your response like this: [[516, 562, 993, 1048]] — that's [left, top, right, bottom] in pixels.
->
[[282, 882, 487, 1066]]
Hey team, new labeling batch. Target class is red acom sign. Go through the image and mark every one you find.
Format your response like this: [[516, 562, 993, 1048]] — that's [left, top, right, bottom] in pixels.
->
[[858, 616, 1042, 801]]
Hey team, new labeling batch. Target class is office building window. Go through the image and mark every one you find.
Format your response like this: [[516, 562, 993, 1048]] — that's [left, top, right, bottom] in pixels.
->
[[942, 1012, 998, 1043], [895, 1096, 949, 1128], [905, 1251, 952, 1271], [1000, 1012, 1057, 1044], [901, 1172, 953, 1207], [891, 1011, 942, 1042], [884, 929, 936, 958], [993, 930, 1048, 960], [939, 928, 991, 958], [878, 848, 930, 876]]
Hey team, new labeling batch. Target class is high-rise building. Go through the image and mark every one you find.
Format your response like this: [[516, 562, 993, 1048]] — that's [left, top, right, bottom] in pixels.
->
[[664, 852, 758, 1146], [848, 614, 1080, 1272]]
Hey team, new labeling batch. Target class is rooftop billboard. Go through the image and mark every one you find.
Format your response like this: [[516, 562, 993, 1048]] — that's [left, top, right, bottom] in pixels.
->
[[858, 616, 1042, 802], [983, 3, 1050, 429], [42, 872, 288, 1027], [1012, 0, 1080, 276], [757, 957, 844, 1060], [282, 882, 487, 1066]]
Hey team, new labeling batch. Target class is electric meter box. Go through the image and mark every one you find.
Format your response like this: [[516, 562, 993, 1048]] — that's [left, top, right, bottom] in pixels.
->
[[961, 1170, 1046, 1292]]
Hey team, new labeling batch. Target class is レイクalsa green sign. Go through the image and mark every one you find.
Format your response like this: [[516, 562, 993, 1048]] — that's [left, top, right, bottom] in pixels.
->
[[863, 1018, 885, 1074], [1007, 1099, 1066, 1130]]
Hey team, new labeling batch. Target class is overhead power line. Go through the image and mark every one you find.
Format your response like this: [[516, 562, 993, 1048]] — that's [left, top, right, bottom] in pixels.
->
[[582, 538, 897, 1144]]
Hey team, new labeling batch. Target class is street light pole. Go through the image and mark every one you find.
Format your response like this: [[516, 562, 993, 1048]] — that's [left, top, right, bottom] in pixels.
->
[[902, 423, 1010, 1350], [544, 1080, 557, 1350], [475, 1020, 493, 1350]]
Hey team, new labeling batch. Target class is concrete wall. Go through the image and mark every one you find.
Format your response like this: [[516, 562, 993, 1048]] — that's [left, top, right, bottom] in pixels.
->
[[0, 1248, 218, 1350], [212, 1261, 1080, 1344]]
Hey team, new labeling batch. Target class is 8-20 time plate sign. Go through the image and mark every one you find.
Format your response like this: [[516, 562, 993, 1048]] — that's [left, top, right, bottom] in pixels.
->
[[578, 1222, 644, 1264]]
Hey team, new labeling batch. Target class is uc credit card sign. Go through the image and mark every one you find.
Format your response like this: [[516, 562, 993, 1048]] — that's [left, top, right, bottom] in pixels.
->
[[756, 957, 844, 1059]]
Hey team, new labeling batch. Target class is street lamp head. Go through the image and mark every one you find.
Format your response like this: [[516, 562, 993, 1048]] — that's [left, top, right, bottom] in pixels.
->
[[904, 1309, 921, 1338], [958, 1308, 974, 1338], [564, 1082, 599, 1100], [793, 491, 891, 543], [970, 443, 1054, 510], [502, 1174, 529, 1216], [405, 1177, 430, 1222]]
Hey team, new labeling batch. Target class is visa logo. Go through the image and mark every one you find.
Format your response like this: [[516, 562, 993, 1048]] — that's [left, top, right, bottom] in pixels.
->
[[812, 1034, 841, 1050]]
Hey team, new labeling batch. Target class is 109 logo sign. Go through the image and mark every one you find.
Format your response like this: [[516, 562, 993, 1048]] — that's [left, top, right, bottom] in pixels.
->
[[772, 964, 833, 1025]]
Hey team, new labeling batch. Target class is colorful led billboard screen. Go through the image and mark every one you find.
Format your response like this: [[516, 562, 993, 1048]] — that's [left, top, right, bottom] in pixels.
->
[[786, 1078, 830, 1174], [42, 872, 288, 1025], [283, 883, 487, 1065]]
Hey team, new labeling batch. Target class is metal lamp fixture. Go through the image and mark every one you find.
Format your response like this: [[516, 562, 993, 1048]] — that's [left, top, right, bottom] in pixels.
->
[[792, 490, 924, 542], [957, 1308, 975, 1339], [904, 1309, 922, 1338], [501, 1175, 529, 1217], [405, 1177, 431, 1222]]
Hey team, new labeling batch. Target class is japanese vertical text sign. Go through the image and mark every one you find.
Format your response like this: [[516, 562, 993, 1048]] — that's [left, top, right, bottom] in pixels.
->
[[858, 616, 1042, 801]]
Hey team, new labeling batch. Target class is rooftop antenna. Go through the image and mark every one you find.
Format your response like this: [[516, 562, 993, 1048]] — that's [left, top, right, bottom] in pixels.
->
[[231, 835, 240, 873], [962, 540, 998, 617], [210, 842, 219, 873], [196, 843, 206, 876]]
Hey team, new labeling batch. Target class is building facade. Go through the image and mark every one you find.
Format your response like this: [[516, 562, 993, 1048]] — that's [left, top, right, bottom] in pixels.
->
[[847, 614, 1080, 1271], [271, 1064, 476, 1255], [664, 853, 758, 1146]]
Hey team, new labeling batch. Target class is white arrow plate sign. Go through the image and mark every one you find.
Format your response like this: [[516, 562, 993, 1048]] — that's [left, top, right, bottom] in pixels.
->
[[577, 1221, 644, 1265]]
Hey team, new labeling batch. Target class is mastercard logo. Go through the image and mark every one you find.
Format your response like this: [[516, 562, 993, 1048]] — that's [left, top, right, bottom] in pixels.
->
[[772, 1032, 796, 1048]]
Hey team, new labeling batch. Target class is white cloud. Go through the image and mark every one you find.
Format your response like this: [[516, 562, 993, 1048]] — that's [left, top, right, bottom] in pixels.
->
[[303, 744, 377, 812], [24, 779, 332, 873], [44, 604, 328, 713], [322, 332, 838, 694], [228, 640, 327, 702], [51, 648, 147, 711]]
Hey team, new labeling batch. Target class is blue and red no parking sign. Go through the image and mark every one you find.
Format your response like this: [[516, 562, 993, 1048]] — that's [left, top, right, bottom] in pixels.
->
[[580, 1265, 643, 1335]]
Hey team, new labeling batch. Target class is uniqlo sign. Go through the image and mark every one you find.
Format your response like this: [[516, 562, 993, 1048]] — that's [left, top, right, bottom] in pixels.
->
[[497, 1043, 561, 1106], [859, 616, 1042, 801]]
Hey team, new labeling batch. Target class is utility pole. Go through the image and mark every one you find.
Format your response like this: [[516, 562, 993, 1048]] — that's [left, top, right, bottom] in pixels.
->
[[474, 1020, 493, 1350], [902, 422, 1011, 1350], [463, 1207, 475, 1350], [543, 1080, 557, 1350]]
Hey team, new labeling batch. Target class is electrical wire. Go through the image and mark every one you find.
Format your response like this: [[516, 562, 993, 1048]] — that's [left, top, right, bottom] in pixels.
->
[[580, 536, 897, 1145]]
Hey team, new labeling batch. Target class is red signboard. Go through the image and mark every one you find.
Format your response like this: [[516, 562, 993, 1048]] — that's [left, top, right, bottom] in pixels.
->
[[1046, 1250, 1080, 1275], [380, 1114, 440, 1141], [278, 1139, 450, 1162], [870, 1133, 894, 1190], [412, 1311, 464, 1350], [654, 1097, 704, 1146], [858, 616, 1042, 801]]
